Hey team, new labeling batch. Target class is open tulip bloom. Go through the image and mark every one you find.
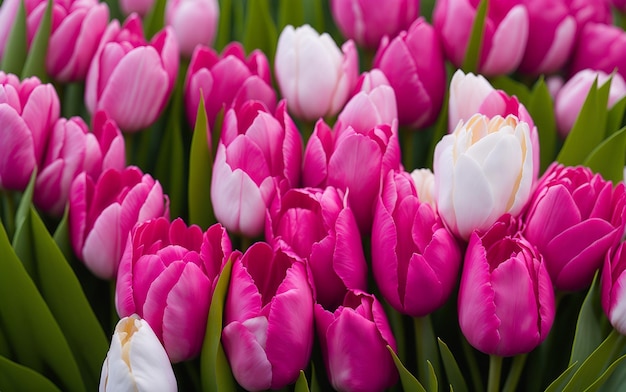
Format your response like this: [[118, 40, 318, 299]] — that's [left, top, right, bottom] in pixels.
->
[[5, 1, 626, 391]]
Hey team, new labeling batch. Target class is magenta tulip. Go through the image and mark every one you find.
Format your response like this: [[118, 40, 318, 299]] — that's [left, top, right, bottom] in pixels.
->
[[69, 166, 168, 280], [373, 17, 446, 128], [613, 0, 626, 12], [184, 42, 275, 129], [266, 186, 368, 310], [569, 23, 626, 80], [0, 72, 59, 191], [330, 0, 419, 49], [85, 14, 179, 132], [315, 290, 398, 392], [601, 241, 626, 334], [433, 0, 529, 76], [165, 0, 218, 57], [459, 215, 555, 357], [222, 242, 314, 391], [211, 100, 302, 237], [523, 164, 626, 291], [372, 170, 462, 317], [83, 111, 126, 181], [566, 0, 612, 29], [116, 218, 231, 362]]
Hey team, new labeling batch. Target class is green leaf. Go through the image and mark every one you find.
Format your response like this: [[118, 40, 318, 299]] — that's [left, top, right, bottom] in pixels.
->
[[242, 0, 278, 65], [387, 346, 427, 392], [427, 361, 438, 392], [544, 362, 579, 392], [215, 0, 232, 50], [14, 169, 36, 238], [188, 95, 214, 229], [490, 75, 531, 105], [584, 354, 626, 392], [303, 0, 325, 33], [21, 0, 52, 81], [607, 95, 626, 136], [1, 0, 28, 75], [569, 276, 605, 367], [295, 370, 310, 392], [438, 338, 469, 392], [12, 170, 37, 276], [461, 0, 488, 73], [0, 223, 85, 392], [584, 126, 626, 184], [52, 207, 73, 262], [310, 362, 321, 392], [0, 355, 62, 392], [278, 0, 305, 31], [201, 257, 236, 392], [143, 0, 167, 39], [527, 77, 558, 173]]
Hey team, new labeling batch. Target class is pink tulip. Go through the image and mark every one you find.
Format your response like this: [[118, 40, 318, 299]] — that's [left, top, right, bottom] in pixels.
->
[[85, 14, 179, 132], [566, 0, 612, 29], [69, 166, 168, 280], [0, 72, 59, 191], [601, 241, 626, 334], [119, 0, 154, 17], [24, 0, 109, 82], [433, 0, 529, 76], [83, 111, 126, 181], [518, 0, 577, 75], [372, 170, 462, 317], [569, 23, 626, 80], [459, 215, 555, 357], [184, 42, 275, 129], [523, 164, 626, 291], [315, 290, 398, 392], [613, 0, 626, 12], [211, 100, 302, 237], [274, 24, 359, 121], [373, 17, 446, 128], [116, 218, 231, 362], [555, 69, 626, 137], [222, 242, 314, 391], [266, 186, 368, 310], [330, 0, 419, 49], [165, 0, 218, 57]]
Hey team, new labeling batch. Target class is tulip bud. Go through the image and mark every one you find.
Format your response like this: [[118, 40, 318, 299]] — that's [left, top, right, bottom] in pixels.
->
[[434, 114, 535, 240], [601, 241, 626, 335], [222, 243, 314, 391], [165, 0, 219, 57], [570, 23, 626, 81], [85, 14, 179, 132], [274, 24, 359, 121], [459, 215, 555, 357], [99, 315, 177, 392], [83, 111, 126, 181]]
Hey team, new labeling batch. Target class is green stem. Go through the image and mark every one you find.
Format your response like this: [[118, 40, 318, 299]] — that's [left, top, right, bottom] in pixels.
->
[[461, 336, 484, 392], [401, 129, 416, 170], [2, 191, 15, 239], [413, 315, 440, 388], [487, 355, 503, 392], [502, 354, 527, 392]]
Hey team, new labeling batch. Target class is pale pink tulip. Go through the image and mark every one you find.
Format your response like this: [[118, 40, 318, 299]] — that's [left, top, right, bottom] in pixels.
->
[[165, 0, 218, 57]]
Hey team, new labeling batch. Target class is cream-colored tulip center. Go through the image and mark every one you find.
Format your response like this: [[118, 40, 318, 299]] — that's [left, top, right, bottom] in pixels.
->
[[118, 317, 140, 368]]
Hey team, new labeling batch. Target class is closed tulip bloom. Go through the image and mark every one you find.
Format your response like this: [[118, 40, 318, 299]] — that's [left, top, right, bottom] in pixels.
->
[[83, 111, 126, 181], [223, 243, 314, 391], [184, 42, 275, 129], [555, 69, 626, 137], [266, 186, 368, 310], [275, 24, 358, 121], [566, 0, 612, 29], [434, 114, 535, 240], [165, 0, 218, 57], [100, 315, 177, 392], [601, 242, 626, 334], [523, 164, 626, 291], [410, 168, 436, 208], [315, 290, 398, 392], [0, 72, 59, 191], [459, 215, 555, 357], [211, 100, 302, 237], [330, 0, 419, 49], [116, 218, 231, 362], [69, 166, 168, 280], [85, 14, 179, 132], [433, 0, 529, 76], [374, 18, 446, 128], [570, 23, 626, 80]]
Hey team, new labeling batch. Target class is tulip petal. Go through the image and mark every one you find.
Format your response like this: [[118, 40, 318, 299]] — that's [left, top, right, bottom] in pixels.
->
[[481, 5, 528, 75], [82, 203, 123, 279], [222, 321, 272, 391]]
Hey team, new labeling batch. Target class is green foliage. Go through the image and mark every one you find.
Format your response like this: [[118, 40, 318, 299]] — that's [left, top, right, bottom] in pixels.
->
[[21, 0, 52, 81], [388, 346, 428, 392], [0, 355, 62, 392], [462, 0, 488, 73], [438, 338, 469, 392], [1, 0, 27, 75]]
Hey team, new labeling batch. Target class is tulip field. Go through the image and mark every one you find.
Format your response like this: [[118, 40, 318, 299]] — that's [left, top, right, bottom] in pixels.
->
[[1, 0, 626, 391]]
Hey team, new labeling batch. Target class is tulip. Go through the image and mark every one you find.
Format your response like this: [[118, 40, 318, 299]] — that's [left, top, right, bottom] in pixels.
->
[[0, 0, 19, 61], [0, 72, 59, 191], [523, 164, 626, 291], [266, 186, 368, 310], [222, 242, 314, 391], [211, 100, 302, 237], [99, 315, 177, 392], [601, 241, 626, 335], [83, 110, 126, 181], [330, 0, 419, 49], [433, 0, 529, 76], [555, 69, 626, 137], [518, 0, 577, 75], [410, 168, 436, 208], [184, 42, 275, 129], [458, 215, 555, 357], [274, 24, 358, 121], [373, 17, 446, 128], [569, 23, 626, 80], [613, 0, 626, 13], [434, 114, 535, 240], [119, 0, 154, 17], [566, 0, 612, 29], [315, 290, 398, 392], [69, 166, 168, 280], [116, 218, 231, 362], [85, 14, 179, 132], [165, 0, 218, 57]]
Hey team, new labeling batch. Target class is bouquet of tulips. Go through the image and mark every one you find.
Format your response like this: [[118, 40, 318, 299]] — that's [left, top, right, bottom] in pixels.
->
[[2, 0, 626, 390]]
